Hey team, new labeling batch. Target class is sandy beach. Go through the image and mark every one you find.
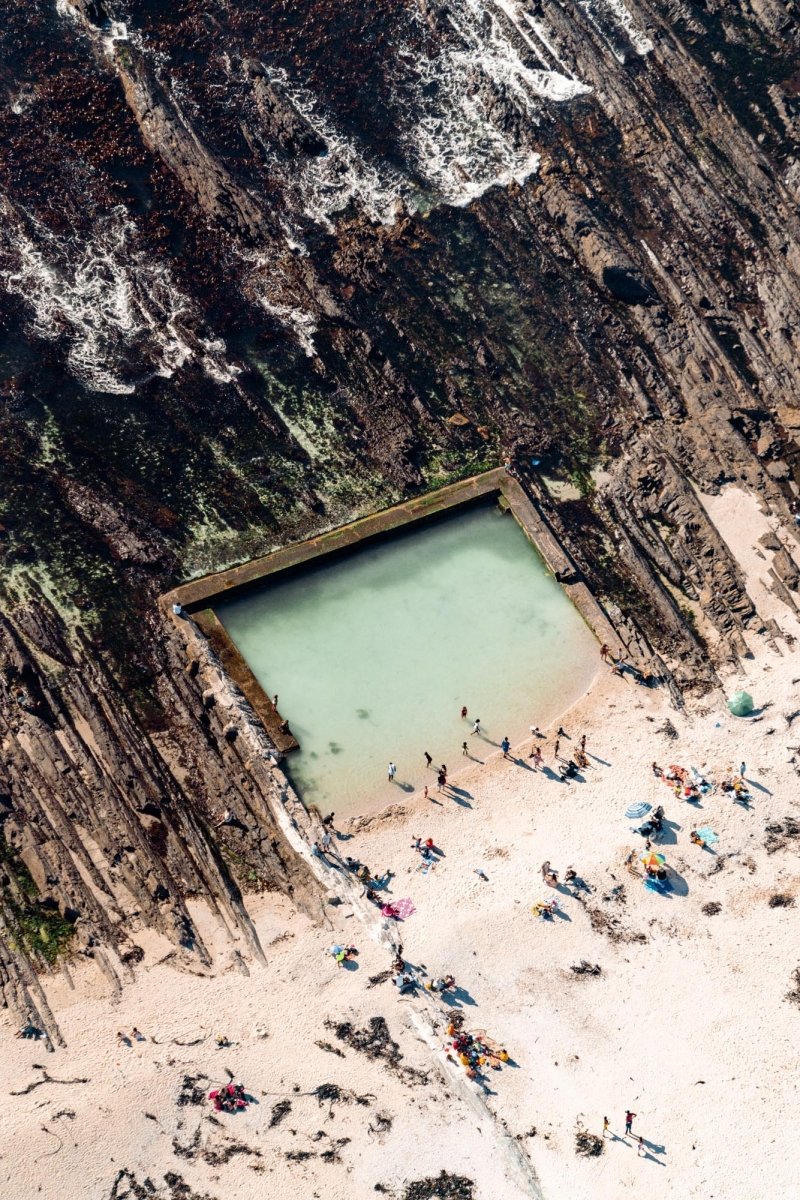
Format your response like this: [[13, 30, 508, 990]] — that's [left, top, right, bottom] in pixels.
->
[[4, 485, 800, 1200]]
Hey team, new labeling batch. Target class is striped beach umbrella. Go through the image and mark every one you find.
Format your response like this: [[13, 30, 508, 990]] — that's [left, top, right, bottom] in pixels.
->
[[625, 802, 652, 820]]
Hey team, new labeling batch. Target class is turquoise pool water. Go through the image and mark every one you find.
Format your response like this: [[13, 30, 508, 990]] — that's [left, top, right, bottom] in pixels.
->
[[216, 503, 598, 815]]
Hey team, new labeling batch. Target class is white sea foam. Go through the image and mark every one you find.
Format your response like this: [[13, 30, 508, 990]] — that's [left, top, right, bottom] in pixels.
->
[[576, 0, 653, 60], [243, 65, 409, 230], [241, 248, 319, 356], [0, 202, 236, 393], [241, 0, 591, 225], [398, 0, 590, 206]]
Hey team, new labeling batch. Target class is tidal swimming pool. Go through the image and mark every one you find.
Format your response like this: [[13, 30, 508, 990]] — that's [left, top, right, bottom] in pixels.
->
[[216, 502, 598, 815]]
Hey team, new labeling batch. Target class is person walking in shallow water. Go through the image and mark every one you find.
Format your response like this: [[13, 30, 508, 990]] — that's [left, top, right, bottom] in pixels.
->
[[625, 1110, 636, 1135], [424, 751, 432, 768], [461, 705, 468, 720], [388, 762, 397, 782], [462, 741, 468, 756], [471, 718, 481, 736]]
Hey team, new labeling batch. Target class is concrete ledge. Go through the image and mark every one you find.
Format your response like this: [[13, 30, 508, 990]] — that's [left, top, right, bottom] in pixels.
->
[[165, 468, 507, 612]]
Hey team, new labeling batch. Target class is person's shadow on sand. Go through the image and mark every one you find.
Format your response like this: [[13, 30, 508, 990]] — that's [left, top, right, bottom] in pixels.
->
[[540, 766, 564, 783], [445, 986, 477, 1007], [654, 818, 681, 846]]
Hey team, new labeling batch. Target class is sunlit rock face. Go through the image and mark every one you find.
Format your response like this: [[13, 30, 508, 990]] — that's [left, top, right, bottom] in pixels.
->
[[1, 1, 800, 982]]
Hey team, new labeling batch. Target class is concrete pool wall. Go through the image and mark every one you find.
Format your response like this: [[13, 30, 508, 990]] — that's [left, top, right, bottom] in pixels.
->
[[162, 468, 624, 765]]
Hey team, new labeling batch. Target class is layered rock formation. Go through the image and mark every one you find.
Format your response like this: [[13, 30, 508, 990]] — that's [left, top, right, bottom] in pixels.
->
[[1, 0, 800, 994]]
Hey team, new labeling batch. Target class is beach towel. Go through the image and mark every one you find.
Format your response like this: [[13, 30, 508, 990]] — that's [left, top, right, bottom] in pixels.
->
[[644, 877, 673, 895], [696, 826, 718, 844], [392, 897, 416, 920]]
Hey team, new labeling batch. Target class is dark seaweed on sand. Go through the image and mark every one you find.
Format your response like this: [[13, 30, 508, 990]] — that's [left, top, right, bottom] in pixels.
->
[[402, 1170, 475, 1199]]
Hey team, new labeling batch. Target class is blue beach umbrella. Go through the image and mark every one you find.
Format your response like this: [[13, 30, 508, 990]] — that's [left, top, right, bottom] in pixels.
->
[[625, 802, 652, 820]]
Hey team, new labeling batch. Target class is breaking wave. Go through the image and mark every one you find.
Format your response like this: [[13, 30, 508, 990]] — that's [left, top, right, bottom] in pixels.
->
[[576, 0, 654, 60], [0, 203, 237, 393], [398, 0, 592, 207]]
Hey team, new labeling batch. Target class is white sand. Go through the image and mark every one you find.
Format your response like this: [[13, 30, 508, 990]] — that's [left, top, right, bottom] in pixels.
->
[[4, 486, 800, 1200]]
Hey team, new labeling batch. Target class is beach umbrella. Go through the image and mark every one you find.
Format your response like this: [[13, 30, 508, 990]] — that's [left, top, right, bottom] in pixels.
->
[[641, 851, 666, 869], [625, 802, 652, 820], [727, 691, 753, 717]]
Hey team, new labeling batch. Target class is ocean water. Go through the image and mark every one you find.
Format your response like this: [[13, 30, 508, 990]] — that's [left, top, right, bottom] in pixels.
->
[[216, 503, 598, 815]]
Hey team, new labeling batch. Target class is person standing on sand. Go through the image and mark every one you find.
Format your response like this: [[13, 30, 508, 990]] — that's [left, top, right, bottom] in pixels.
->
[[461, 705, 468, 720], [462, 741, 468, 756], [424, 751, 432, 768], [471, 718, 481, 736], [501, 736, 511, 758], [553, 739, 560, 760], [580, 734, 586, 752], [602, 1116, 609, 1138], [437, 771, 445, 792], [423, 785, 429, 801], [530, 747, 543, 769], [637, 1136, 645, 1156], [600, 643, 611, 662], [388, 762, 397, 782], [625, 1110, 636, 1135], [739, 761, 746, 777]]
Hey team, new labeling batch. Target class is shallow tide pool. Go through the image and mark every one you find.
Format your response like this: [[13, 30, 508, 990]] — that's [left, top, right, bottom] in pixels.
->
[[216, 503, 598, 815]]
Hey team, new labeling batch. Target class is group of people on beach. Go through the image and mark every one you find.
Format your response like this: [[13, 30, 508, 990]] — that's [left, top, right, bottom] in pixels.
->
[[446, 1008, 510, 1080], [386, 708, 597, 799], [652, 760, 752, 805], [208, 1081, 249, 1113]]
